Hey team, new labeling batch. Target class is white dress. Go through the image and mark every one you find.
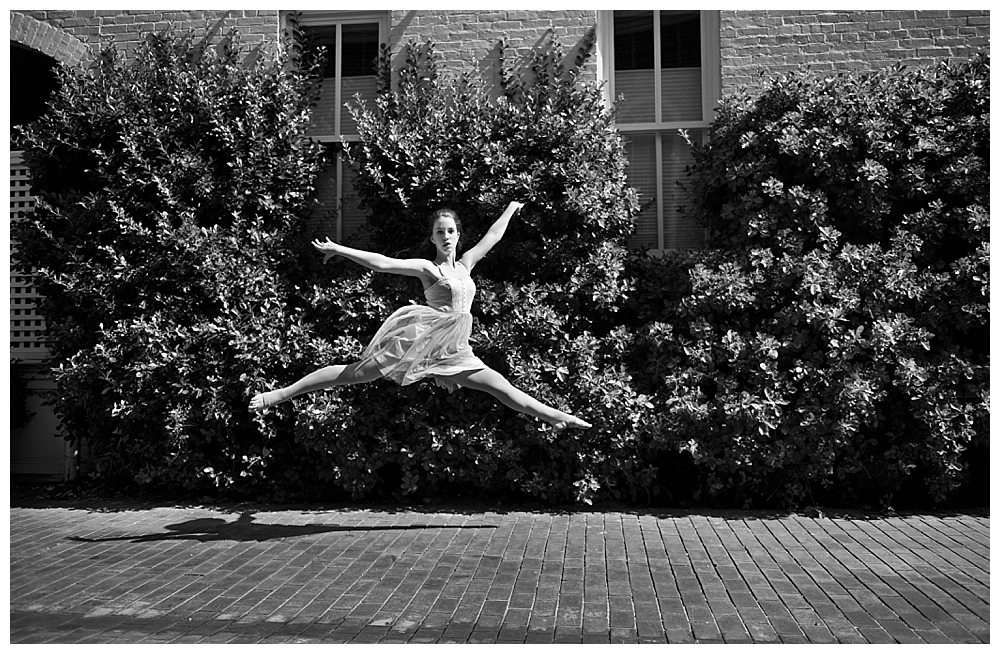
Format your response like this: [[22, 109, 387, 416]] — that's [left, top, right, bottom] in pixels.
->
[[361, 262, 487, 391]]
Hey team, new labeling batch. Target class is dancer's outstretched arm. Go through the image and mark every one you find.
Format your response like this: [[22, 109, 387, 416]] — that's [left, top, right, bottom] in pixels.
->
[[312, 238, 435, 279], [461, 200, 524, 271]]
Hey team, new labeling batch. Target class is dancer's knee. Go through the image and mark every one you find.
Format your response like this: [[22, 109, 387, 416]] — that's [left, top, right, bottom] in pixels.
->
[[459, 369, 526, 405], [347, 360, 385, 384], [449, 367, 504, 393]]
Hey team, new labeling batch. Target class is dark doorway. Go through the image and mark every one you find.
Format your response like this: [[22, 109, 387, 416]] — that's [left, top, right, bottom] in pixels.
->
[[11, 43, 60, 137]]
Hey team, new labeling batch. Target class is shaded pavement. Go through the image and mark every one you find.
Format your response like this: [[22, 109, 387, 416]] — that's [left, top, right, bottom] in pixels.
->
[[9, 498, 990, 644]]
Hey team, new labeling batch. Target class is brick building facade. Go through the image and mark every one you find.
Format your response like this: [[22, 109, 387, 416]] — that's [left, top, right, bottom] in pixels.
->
[[719, 10, 990, 93], [7, 9, 990, 478], [10, 9, 990, 83]]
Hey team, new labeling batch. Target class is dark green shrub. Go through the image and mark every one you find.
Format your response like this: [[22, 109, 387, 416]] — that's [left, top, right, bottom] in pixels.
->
[[18, 18, 983, 510], [12, 26, 327, 492], [649, 54, 989, 508], [12, 26, 658, 505]]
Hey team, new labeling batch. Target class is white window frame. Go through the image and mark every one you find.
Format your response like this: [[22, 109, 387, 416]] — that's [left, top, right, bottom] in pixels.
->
[[281, 10, 389, 241], [597, 10, 720, 253]]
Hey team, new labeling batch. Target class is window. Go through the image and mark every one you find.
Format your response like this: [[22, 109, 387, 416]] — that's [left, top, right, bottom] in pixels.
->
[[598, 10, 720, 252], [286, 11, 388, 242]]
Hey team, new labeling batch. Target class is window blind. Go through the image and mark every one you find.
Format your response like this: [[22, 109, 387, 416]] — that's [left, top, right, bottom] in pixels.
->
[[660, 68, 702, 123], [623, 133, 658, 249], [661, 130, 704, 249]]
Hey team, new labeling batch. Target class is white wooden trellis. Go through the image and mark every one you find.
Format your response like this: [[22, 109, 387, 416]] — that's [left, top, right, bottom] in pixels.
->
[[9, 153, 48, 362]]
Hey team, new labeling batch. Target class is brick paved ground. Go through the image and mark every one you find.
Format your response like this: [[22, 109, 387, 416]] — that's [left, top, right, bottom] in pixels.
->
[[9, 502, 989, 644]]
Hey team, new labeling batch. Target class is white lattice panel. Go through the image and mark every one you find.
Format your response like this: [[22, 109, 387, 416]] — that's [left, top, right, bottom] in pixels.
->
[[10, 154, 48, 361]]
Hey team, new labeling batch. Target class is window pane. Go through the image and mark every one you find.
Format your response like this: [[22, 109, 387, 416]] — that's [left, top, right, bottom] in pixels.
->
[[341, 77, 376, 134], [660, 11, 702, 122], [310, 86, 337, 136], [660, 11, 700, 69], [304, 22, 380, 137], [660, 69, 702, 123], [306, 25, 337, 78], [662, 130, 703, 249], [341, 24, 379, 134], [613, 11, 655, 124], [309, 148, 366, 244], [309, 155, 339, 237], [622, 132, 658, 250], [341, 23, 380, 78], [613, 11, 653, 70], [614, 70, 656, 124], [340, 160, 366, 243], [623, 131, 705, 251], [305, 25, 337, 135]]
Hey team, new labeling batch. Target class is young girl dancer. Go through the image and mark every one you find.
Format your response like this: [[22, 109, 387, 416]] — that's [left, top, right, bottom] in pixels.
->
[[250, 201, 592, 431]]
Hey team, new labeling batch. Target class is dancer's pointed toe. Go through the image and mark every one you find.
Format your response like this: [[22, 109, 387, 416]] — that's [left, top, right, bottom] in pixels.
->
[[550, 417, 591, 432]]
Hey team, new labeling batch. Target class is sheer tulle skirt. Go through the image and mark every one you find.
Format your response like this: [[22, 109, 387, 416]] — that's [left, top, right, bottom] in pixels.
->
[[361, 305, 486, 392]]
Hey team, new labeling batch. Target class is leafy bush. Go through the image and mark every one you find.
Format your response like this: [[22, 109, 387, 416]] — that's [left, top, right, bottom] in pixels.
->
[[643, 54, 989, 508], [13, 25, 328, 492], [14, 27, 659, 505], [15, 15, 986, 510], [277, 34, 668, 505]]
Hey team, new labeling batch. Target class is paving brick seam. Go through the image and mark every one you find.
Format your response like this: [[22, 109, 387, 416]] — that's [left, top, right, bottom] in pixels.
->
[[10, 507, 988, 644], [835, 518, 989, 622], [763, 515, 983, 629]]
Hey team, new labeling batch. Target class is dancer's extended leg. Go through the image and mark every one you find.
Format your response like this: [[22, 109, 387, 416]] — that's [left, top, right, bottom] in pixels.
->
[[447, 368, 591, 430], [250, 360, 385, 411]]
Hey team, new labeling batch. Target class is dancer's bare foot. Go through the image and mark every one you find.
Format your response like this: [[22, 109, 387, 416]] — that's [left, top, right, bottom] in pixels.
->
[[249, 390, 284, 412]]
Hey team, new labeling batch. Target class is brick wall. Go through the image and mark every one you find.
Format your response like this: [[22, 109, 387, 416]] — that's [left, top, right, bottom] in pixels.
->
[[12, 9, 280, 63], [389, 9, 600, 82], [13, 9, 601, 81], [9, 12, 89, 66], [721, 10, 990, 94], [14, 9, 989, 93]]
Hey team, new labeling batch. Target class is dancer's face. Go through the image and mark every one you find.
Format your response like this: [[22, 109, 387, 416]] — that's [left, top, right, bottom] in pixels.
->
[[430, 216, 461, 258]]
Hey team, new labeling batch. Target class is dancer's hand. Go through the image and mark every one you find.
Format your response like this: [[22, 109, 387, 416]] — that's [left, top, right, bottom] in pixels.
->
[[507, 201, 525, 213], [312, 237, 340, 264]]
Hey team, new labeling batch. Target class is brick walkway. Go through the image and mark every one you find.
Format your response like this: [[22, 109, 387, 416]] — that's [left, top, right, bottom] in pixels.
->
[[9, 502, 989, 644]]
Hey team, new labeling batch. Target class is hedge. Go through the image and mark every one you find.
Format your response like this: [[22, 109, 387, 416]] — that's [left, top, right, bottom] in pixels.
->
[[13, 21, 988, 508]]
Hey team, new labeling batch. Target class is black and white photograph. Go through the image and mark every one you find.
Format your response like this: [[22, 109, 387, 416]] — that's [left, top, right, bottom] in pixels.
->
[[8, 6, 989, 645]]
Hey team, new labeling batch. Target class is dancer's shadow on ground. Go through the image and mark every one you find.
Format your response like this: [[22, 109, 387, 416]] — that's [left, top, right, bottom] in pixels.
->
[[68, 511, 496, 544]]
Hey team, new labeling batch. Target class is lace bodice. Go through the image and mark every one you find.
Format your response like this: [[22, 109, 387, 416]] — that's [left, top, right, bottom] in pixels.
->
[[363, 260, 485, 391], [423, 264, 476, 314]]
